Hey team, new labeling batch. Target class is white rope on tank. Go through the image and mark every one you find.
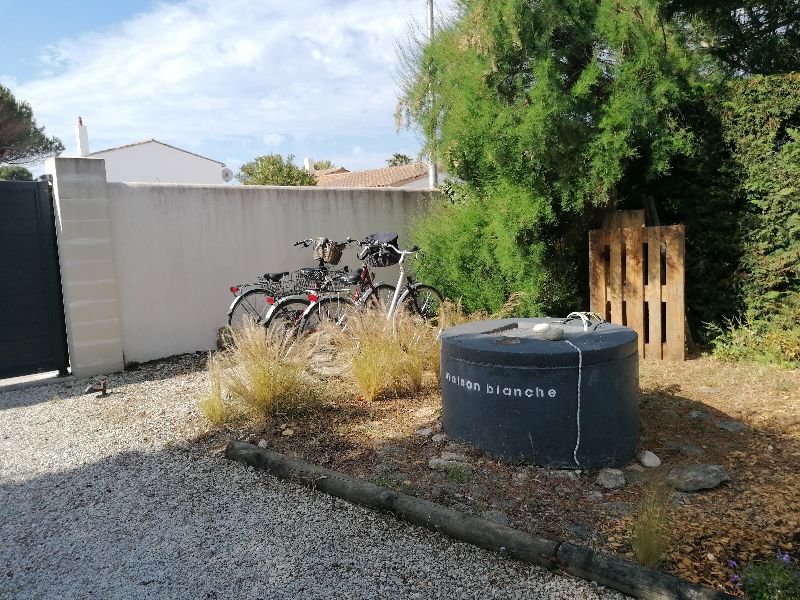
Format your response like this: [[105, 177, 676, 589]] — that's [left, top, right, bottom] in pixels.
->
[[564, 339, 583, 467]]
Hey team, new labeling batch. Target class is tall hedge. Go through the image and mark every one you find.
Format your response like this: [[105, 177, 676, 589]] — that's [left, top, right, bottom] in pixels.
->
[[723, 75, 800, 321]]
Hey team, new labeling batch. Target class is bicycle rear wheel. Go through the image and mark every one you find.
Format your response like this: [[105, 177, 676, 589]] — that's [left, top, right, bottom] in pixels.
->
[[263, 297, 310, 337], [400, 284, 444, 324], [228, 289, 273, 328], [299, 295, 355, 334]]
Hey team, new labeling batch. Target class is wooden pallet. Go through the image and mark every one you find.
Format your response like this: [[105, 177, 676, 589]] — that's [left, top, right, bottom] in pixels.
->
[[589, 224, 686, 360]]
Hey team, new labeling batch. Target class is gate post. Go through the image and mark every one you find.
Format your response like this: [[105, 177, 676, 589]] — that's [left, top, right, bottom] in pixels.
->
[[47, 157, 124, 377]]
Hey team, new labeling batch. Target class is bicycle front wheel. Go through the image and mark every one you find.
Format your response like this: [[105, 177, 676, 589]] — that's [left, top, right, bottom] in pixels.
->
[[263, 297, 310, 337], [299, 296, 356, 334], [400, 284, 444, 324], [228, 289, 273, 328], [362, 283, 396, 312]]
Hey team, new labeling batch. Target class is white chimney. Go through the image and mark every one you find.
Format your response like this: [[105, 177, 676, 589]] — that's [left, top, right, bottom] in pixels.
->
[[428, 162, 438, 188], [76, 116, 90, 156], [303, 156, 315, 173]]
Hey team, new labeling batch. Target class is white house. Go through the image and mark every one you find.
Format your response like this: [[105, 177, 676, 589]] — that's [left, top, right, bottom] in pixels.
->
[[71, 118, 231, 184]]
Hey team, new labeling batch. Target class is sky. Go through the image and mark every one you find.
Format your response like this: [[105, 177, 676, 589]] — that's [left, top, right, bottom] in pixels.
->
[[1, 0, 454, 176]]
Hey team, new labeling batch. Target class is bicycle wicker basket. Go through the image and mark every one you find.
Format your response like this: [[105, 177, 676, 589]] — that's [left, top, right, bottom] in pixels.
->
[[313, 238, 347, 265]]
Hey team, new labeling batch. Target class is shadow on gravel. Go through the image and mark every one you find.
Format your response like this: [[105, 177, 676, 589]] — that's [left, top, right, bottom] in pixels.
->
[[0, 446, 587, 600], [0, 353, 209, 411], [0, 447, 301, 598]]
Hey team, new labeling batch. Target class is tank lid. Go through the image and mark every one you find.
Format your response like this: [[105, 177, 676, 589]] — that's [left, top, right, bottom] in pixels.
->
[[439, 317, 637, 367]]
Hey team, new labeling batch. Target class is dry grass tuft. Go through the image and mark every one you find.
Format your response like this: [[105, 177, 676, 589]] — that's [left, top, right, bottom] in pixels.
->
[[335, 307, 439, 401], [202, 321, 322, 422], [493, 291, 526, 318], [199, 362, 228, 425], [438, 299, 489, 329], [631, 482, 672, 569]]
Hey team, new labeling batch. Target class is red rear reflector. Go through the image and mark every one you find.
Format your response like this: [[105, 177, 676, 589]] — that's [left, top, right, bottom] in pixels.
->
[[230, 286, 239, 294], [267, 297, 275, 304], [307, 294, 319, 302]]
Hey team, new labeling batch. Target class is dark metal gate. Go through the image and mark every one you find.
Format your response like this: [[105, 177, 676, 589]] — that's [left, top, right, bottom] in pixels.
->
[[0, 180, 69, 378]]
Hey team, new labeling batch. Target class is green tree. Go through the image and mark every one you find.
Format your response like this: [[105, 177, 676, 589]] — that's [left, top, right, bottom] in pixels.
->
[[0, 84, 64, 164], [387, 153, 412, 166], [236, 154, 317, 186], [313, 159, 334, 170], [0, 165, 33, 180], [399, 0, 699, 315], [663, 1, 800, 75]]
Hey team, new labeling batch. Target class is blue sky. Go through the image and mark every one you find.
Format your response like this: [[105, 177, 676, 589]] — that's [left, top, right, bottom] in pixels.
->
[[1, 0, 454, 175]]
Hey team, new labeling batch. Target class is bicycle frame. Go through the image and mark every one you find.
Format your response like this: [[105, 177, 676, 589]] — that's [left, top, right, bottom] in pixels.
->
[[384, 244, 418, 320]]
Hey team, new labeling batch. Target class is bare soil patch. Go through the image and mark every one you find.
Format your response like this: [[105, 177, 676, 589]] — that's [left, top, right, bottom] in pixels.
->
[[194, 356, 799, 595]]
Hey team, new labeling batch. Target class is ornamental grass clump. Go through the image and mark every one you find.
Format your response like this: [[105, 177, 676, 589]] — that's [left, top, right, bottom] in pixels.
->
[[630, 484, 671, 569], [203, 320, 321, 422], [342, 307, 439, 401], [199, 363, 228, 425]]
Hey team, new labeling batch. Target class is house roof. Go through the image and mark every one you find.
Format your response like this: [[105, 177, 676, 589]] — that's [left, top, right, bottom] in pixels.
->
[[314, 166, 349, 176], [315, 162, 429, 188], [89, 139, 224, 165]]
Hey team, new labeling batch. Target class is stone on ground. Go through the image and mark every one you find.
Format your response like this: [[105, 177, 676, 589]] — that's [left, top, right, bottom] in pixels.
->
[[667, 464, 730, 492], [595, 469, 626, 490], [637, 450, 661, 468]]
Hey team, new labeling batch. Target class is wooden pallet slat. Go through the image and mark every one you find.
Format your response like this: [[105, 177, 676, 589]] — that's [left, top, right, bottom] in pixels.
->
[[645, 226, 663, 360], [624, 227, 645, 358], [589, 220, 685, 361], [608, 227, 624, 325], [589, 229, 608, 316], [663, 225, 686, 361]]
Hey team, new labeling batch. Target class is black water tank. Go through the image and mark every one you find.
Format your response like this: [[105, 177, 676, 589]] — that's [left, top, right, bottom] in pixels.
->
[[440, 316, 638, 469]]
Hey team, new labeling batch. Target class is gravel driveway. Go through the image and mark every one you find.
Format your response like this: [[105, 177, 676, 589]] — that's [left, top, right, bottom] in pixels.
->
[[1, 356, 628, 600]]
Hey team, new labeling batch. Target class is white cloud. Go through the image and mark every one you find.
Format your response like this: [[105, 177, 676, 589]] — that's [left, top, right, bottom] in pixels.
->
[[13, 0, 435, 159], [261, 133, 284, 147]]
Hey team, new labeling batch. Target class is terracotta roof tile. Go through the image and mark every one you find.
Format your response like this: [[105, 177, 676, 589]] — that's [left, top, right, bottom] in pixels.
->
[[315, 163, 428, 188], [314, 166, 349, 176]]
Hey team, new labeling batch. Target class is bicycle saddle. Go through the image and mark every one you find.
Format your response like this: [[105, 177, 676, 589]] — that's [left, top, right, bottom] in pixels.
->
[[263, 272, 289, 282]]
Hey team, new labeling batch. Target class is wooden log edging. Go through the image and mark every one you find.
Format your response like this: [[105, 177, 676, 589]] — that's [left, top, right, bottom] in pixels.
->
[[225, 441, 734, 600]]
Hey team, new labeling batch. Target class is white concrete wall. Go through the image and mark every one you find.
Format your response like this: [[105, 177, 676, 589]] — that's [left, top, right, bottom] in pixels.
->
[[49, 158, 432, 368], [92, 141, 224, 184], [47, 157, 125, 377]]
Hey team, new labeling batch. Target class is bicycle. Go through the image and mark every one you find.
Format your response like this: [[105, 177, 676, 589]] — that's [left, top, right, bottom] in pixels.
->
[[297, 233, 443, 333], [357, 234, 444, 323], [226, 237, 350, 330], [269, 238, 396, 334]]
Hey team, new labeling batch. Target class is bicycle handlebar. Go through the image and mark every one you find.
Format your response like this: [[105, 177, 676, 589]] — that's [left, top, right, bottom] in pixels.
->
[[294, 237, 357, 247], [357, 241, 420, 261]]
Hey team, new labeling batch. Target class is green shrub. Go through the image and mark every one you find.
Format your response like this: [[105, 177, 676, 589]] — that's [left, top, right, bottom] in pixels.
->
[[722, 76, 800, 325], [729, 552, 800, 600], [708, 308, 800, 368], [702, 75, 800, 362]]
